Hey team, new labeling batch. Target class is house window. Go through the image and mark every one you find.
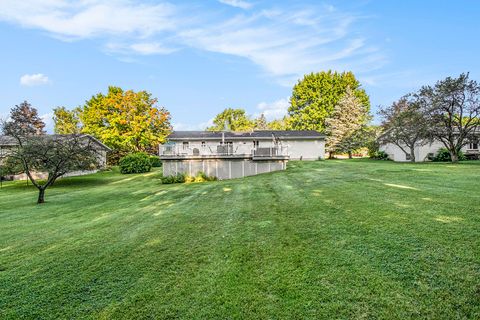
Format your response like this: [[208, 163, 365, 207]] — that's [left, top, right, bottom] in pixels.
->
[[253, 141, 259, 148], [405, 153, 411, 161], [469, 142, 478, 150], [201, 141, 206, 148], [182, 142, 189, 150]]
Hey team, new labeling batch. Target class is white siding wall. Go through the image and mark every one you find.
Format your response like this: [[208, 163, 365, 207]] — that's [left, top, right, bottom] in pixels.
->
[[285, 139, 325, 160], [379, 140, 473, 162]]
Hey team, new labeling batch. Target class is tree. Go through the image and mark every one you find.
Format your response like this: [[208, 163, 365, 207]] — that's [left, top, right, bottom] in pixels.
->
[[378, 95, 429, 162], [79, 87, 172, 154], [2, 119, 102, 203], [2, 101, 45, 136], [207, 108, 255, 132], [268, 117, 291, 130], [53, 107, 81, 134], [288, 71, 370, 132], [254, 113, 268, 130], [417, 73, 480, 163], [325, 87, 371, 158]]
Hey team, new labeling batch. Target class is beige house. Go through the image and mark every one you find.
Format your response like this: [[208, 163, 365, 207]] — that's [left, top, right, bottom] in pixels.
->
[[159, 130, 325, 179]]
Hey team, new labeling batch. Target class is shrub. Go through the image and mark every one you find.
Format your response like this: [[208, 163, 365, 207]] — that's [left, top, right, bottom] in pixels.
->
[[160, 171, 217, 184], [149, 156, 162, 167], [370, 150, 389, 160], [432, 148, 466, 162], [119, 152, 152, 174]]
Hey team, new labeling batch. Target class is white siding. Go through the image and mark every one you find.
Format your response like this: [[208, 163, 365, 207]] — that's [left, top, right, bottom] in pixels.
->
[[379, 140, 474, 162], [285, 139, 325, 160]]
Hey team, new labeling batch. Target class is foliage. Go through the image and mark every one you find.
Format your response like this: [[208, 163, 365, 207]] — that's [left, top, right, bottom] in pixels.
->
[[207, 108, 255, 132], [267, 117, 291, 130], [161, 171, 216, 184], [254, 114, 268, 130], [1, 161, 480, 318], [1, 156, 24, 175], [80, 86, 172, 154], [53, 106, 81, 134], [119, 152, 152, 174], [378, 95, 429, 162], [2, 104, 102, 203], [288, 71, 370, 132], [149, 155, 162, 167], [325, 86, 371, 156], [416, 73, 480, 163], [1, 101, 45, 136], [370, 150, 390, 160], [432, 148, 467, 162]]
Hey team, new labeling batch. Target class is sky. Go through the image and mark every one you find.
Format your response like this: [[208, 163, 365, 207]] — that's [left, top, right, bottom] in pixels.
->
[[0, 0, 479, 132]]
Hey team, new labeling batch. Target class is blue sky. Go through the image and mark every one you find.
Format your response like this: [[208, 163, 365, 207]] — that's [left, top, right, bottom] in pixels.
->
[[1, 0, 479, 132]]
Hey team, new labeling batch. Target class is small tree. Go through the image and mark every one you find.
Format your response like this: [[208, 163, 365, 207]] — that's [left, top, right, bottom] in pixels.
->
[[53, 106, 81, 134], [417, 73, 480, 163], [2, 132, 102, 204], [254, 114, 269, 130], [325, 87, 370, 158], [207, 108, 255, 132], [378, 95, 429, 162], [3, 101, 45, 136]]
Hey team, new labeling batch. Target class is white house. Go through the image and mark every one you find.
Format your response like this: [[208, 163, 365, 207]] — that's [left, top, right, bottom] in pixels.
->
[[159, 130, 325, 179], [379, 138, 479, 162], [0, 134, 111, 180]]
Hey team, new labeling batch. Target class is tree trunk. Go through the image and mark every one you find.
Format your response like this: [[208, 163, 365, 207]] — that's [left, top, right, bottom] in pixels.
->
[[409, 147, 416, 163], [450, 152, 459, 163], [37, 188, 46, 204], [328, 152, 335, 159], [348, 151, 353, 159]]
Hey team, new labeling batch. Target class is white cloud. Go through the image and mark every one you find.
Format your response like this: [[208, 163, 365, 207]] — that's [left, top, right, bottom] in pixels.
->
[[20, 73, 50, 86], [180, 8, 385, 85], [255, 98, 289, 120], [40, 112, 54, 133], [218, 0, 253, 10], [105, 42, 177, 55], [0, 0, 176, 39], [1, 1, 386, 85]]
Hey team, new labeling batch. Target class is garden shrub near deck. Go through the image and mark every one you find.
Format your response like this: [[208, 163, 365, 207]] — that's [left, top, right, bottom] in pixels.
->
[[119, 152, 152, 174]]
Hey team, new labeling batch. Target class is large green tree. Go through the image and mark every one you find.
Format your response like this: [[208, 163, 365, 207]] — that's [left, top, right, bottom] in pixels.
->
[[53, 106, 81, 134], [288, 71, 370, 132], [79, 87, 172, 154], [207, 108, 255, 132]]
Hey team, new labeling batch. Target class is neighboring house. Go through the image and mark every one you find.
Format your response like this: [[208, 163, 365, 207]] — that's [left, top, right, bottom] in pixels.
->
[[379, 137, 479, 162], [0, 134, 111, 180], [159, 130, 325, 179]]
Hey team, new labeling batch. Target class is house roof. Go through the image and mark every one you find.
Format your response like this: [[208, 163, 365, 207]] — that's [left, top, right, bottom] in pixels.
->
[[0, 134, 111, 151], [167, 130, 326, 141], [0, 135, 17, 146]]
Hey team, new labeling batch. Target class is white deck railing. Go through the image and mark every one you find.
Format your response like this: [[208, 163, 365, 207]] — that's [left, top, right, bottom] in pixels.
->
[[159, 143, 288, 158]]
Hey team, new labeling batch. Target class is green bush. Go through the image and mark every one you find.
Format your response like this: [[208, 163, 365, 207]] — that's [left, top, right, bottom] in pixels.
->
[[149, 156, 162, 167], [370, 150, 389, 160], [160, 171, 217, 184], [432, 148, 466, 162], [119, 152, 152, 174]]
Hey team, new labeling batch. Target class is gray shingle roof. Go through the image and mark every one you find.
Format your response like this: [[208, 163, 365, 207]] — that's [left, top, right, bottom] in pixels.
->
[[0, 135, 17, 146], [168, 130, 325, 140], [0, 134, 111, 151]]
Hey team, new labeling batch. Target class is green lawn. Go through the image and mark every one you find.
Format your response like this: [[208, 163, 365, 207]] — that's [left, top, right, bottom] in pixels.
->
[[1, 160, 479, 319]]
